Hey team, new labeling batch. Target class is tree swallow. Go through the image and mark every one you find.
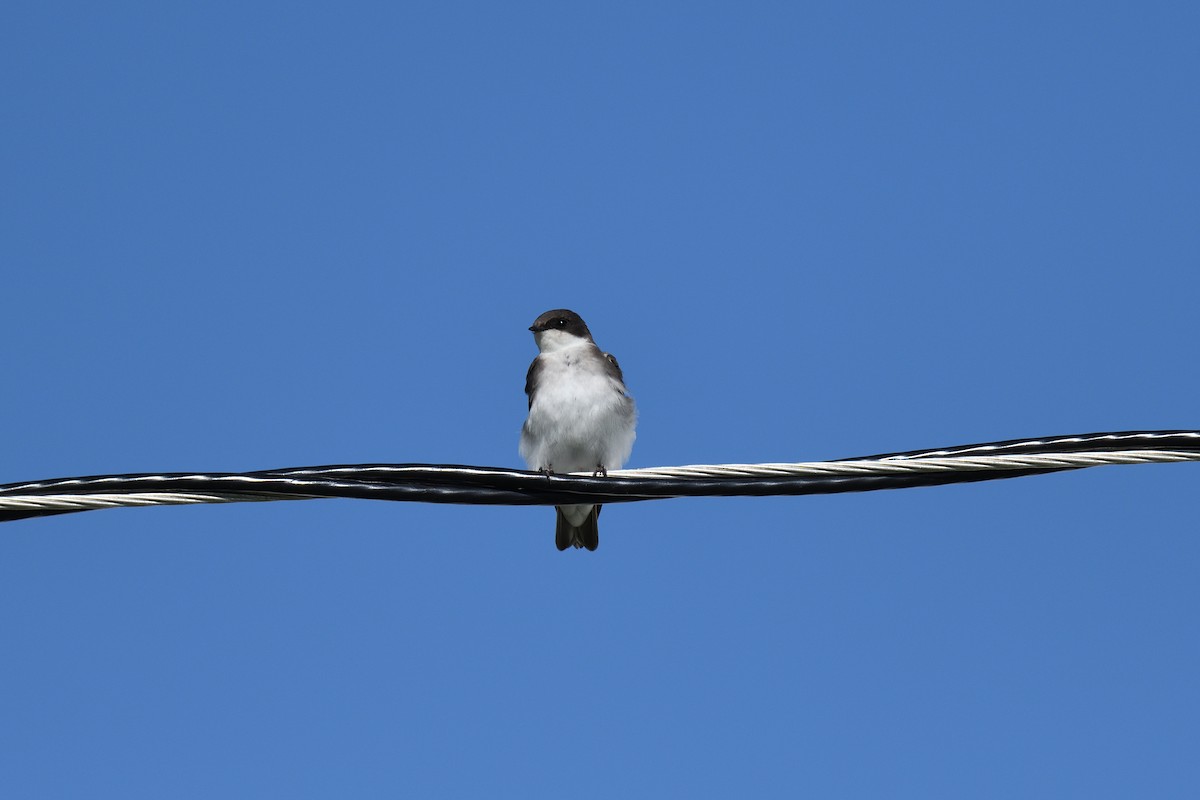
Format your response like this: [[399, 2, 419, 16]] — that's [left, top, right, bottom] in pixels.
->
[[520, 309, 637, 551]]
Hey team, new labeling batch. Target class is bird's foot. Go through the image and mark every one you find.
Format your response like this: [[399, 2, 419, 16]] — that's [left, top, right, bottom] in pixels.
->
[[593, 464, 608, 478]]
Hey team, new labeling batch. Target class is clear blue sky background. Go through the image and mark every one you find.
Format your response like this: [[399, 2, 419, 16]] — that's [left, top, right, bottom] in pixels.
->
[[2, 2, 1198, 797]]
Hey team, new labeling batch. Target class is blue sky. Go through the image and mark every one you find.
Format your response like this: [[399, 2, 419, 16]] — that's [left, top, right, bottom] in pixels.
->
[[2, 1, 1198, 796]]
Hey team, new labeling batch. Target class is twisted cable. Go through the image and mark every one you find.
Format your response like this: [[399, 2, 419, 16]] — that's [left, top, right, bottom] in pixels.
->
[[1, 430, 1195, 523]]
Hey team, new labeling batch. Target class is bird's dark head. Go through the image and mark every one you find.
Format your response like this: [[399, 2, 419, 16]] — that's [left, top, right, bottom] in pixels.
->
[[529, 309, 593, 344]]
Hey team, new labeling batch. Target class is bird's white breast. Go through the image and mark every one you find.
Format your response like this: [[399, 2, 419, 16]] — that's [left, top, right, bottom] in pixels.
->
[[520, 341, 636, 474]]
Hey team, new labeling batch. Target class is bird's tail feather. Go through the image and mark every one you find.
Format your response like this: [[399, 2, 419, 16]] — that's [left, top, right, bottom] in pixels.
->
[[555, 506, 600, 551]]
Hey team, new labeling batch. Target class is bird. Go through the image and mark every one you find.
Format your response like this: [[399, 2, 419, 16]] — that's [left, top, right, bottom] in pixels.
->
[[520, 309, 637, 551]]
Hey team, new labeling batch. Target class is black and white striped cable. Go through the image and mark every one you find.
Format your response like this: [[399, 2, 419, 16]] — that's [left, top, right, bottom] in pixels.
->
[[1, 430, 1196, 523]]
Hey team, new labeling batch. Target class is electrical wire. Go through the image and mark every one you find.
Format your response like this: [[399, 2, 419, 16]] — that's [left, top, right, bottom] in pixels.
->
[[1, 430, 1196, 523]]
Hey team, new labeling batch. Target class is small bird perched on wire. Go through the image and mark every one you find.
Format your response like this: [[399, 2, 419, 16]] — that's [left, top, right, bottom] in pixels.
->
[[520, 309, 637, 551]]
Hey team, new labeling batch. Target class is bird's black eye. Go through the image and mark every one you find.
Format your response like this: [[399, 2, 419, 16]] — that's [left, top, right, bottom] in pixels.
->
[[555, 318, 567, 327]]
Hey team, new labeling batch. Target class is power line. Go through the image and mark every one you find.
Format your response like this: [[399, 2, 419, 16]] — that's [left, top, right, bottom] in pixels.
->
[[1, 430, 1196, 523]]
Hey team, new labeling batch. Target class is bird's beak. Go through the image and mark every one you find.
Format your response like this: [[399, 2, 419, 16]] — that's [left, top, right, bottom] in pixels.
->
[[528, 325, 538, 332]]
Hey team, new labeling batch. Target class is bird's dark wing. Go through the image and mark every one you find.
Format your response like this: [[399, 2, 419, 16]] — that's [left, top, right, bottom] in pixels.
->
[[524, 357, 543, 409], [602, 352, 625, 385]]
